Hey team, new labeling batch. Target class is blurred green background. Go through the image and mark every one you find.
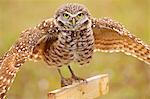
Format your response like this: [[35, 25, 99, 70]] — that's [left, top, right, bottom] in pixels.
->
[[0, 0, 150, 99]]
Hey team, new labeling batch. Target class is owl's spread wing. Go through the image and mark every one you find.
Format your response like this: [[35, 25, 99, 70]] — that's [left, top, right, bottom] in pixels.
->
[[31, 28, 58, 60], [0, 18, 58, 98], [92, 17, 150, 64]]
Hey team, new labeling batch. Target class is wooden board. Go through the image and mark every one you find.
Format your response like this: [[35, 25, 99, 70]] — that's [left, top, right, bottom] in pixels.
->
[[48, 74, 109, 99]]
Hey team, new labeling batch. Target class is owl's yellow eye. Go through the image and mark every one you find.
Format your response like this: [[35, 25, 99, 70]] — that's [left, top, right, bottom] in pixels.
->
[[63, 13, 70, 19], [77, 13, 84, 19]]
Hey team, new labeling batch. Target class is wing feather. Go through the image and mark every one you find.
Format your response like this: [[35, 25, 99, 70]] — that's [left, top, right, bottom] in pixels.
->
[[0, 18, 58, 98], [92, 17, 150, 64]]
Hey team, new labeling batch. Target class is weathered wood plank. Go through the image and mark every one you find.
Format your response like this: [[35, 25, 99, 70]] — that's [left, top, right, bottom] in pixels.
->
[[48, 74, 109, 99]]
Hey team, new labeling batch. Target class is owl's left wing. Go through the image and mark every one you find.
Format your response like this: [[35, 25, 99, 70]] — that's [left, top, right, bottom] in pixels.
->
[[92, 17, 150, 64], [0, 18, 58, 98]]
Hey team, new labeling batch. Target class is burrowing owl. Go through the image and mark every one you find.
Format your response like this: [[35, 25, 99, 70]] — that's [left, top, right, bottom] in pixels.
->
[[0, 3, 150, 98]]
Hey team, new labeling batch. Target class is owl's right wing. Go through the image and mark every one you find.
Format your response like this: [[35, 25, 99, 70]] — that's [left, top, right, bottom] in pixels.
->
[[0, 18, 58, 98], [92, 17, 150, 65]]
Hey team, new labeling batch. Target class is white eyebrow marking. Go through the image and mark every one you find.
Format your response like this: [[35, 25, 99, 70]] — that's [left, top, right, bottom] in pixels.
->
[[64, 11, 83, 17]]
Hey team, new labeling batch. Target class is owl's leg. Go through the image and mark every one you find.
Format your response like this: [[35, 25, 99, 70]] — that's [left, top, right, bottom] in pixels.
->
[[57, 68, 72, 87], [57, 66, 86, 87], [68, 65, 86, 82]]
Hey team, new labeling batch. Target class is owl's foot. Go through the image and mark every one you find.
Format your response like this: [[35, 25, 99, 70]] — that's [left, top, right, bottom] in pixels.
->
[[57, 65, 87, 87], [60, 76, 86, 87], [60, 77, 73, 87], [57, 68, 73, 87], [61, 76, 87, 87], [71, 75, 86, 83], [68, 65, 87, 83]]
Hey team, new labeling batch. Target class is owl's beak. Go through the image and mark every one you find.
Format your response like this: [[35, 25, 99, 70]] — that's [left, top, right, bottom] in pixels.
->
[[69, 18, 76, 27], [72, 18, 76, 26]]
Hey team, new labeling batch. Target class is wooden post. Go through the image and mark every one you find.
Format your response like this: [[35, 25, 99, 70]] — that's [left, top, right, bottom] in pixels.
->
[[48, 74, 109, 99]]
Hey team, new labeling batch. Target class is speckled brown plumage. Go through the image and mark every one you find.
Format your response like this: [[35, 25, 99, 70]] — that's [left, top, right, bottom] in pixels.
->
[[0, 3, 150, 99], [92, 17, 150, 64], [0, 19, 57, 99]]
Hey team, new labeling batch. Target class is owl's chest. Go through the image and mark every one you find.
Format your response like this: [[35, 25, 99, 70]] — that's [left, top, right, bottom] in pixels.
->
[[43, 30, 94, 67], [62, 30, 94, 64]]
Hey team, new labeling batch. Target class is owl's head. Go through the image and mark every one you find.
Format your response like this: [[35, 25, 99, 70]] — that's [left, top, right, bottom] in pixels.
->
[[54, 3, 91, 31]]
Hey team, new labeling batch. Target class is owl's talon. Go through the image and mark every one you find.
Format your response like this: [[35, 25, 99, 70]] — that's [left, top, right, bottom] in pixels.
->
[[61, 76, 86, 87], [68, 65, 87, 83], [71, 75, 87, 83], [61, 78, 73, 87]]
